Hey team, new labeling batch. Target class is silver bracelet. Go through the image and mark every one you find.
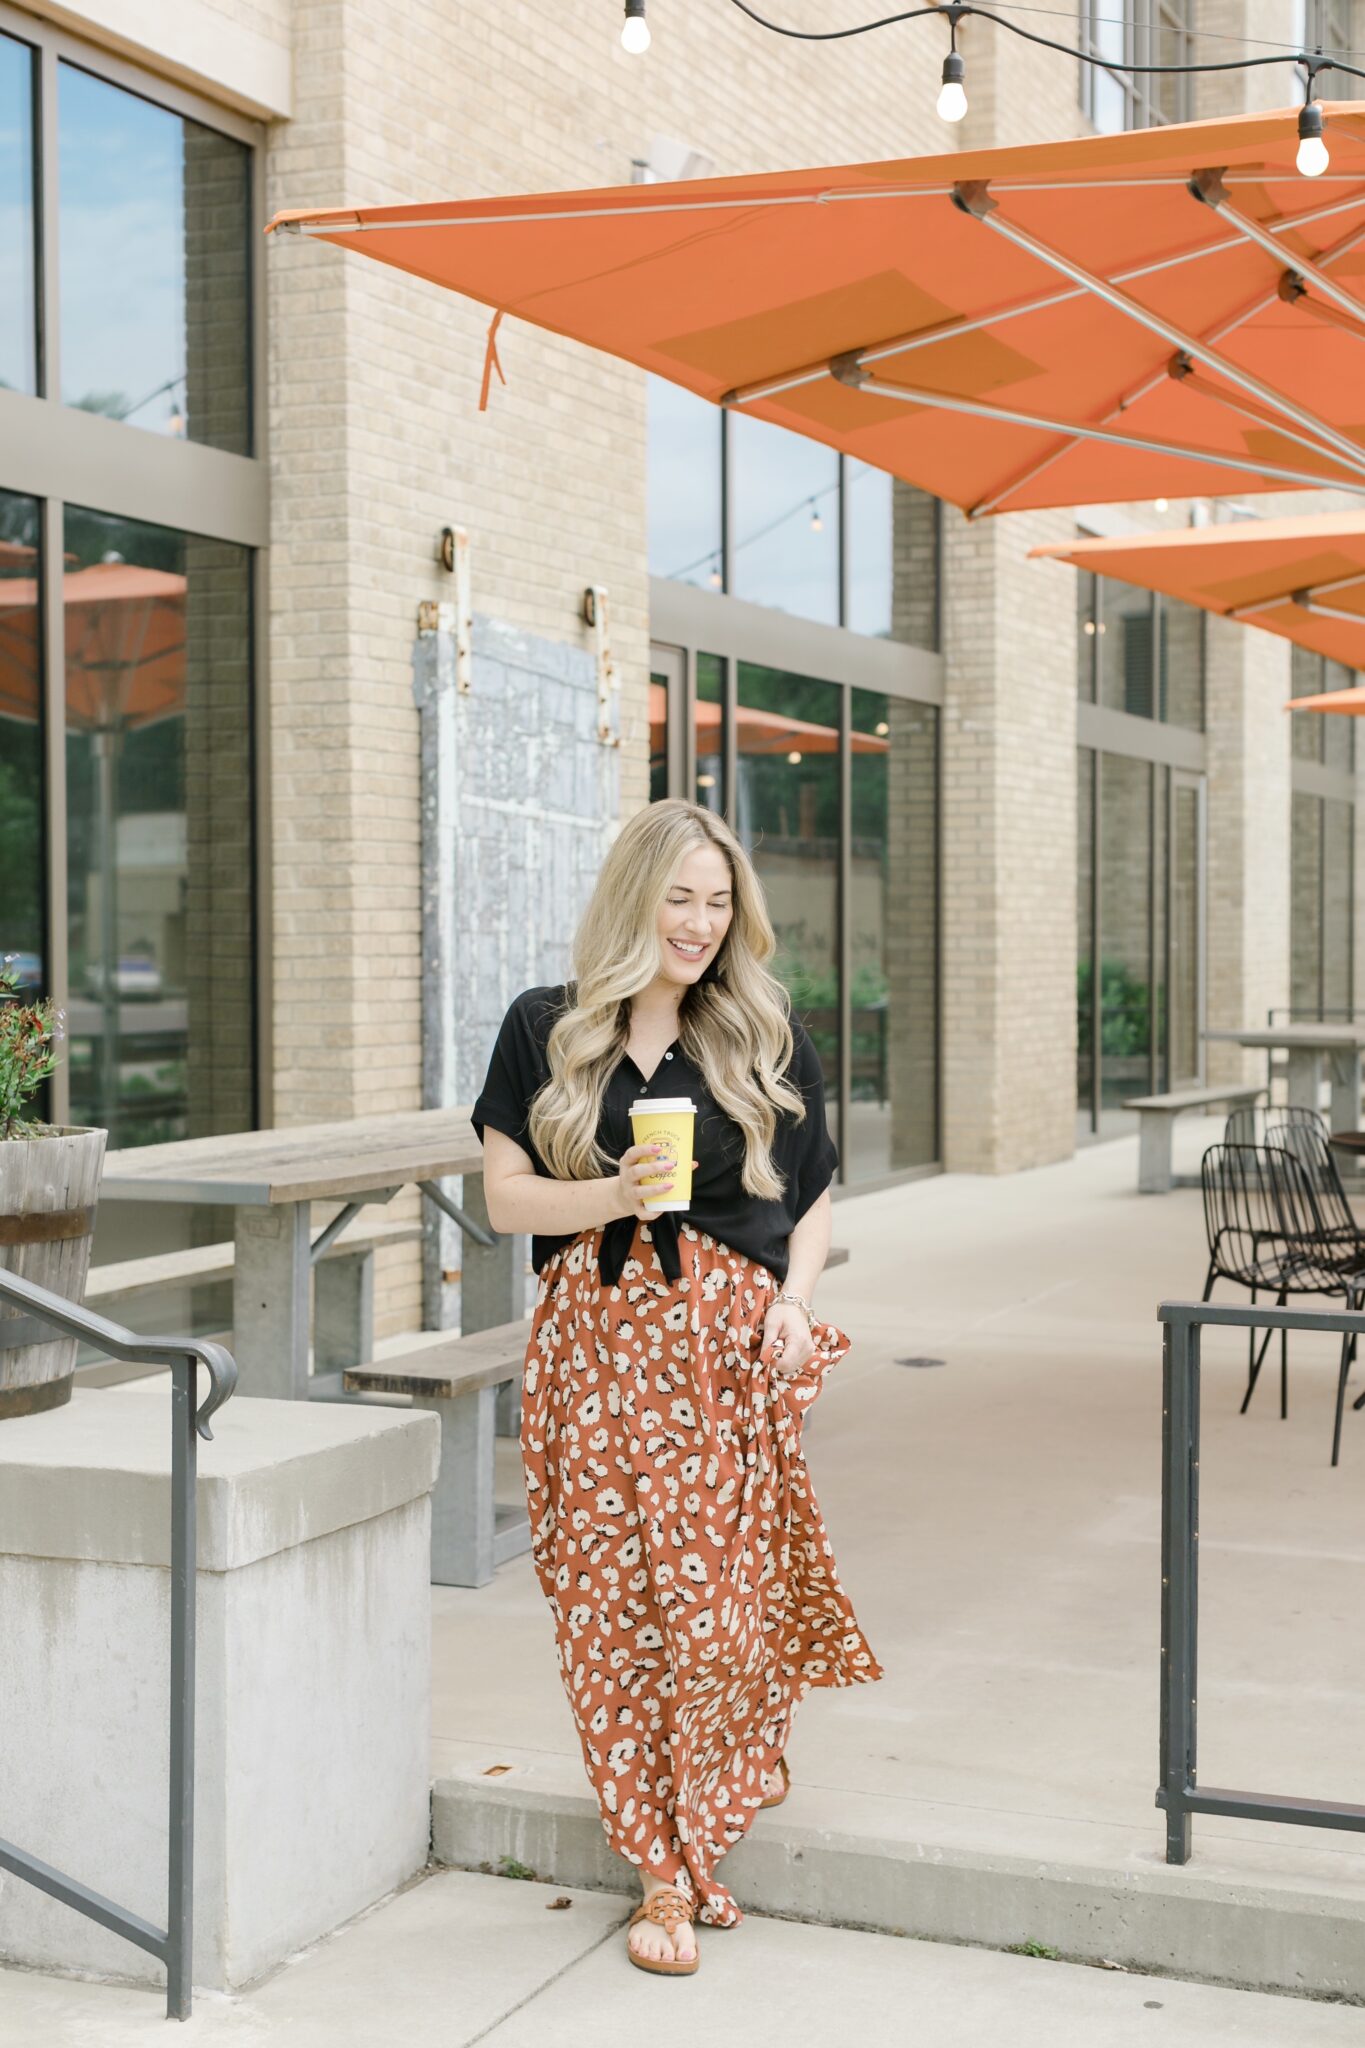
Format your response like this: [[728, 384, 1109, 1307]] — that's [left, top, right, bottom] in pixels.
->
[[776, 1289, 813, 1324]]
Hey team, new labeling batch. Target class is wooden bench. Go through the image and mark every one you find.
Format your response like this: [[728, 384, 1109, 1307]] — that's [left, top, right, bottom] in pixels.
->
[[86, 1214, 423, 1372], [346, 1242, 853, 1589], [1123, 1086, 1263, 1194]]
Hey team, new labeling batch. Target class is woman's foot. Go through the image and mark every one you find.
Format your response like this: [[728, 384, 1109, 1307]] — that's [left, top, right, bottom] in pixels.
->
[[627, 1874, 699, 1970]]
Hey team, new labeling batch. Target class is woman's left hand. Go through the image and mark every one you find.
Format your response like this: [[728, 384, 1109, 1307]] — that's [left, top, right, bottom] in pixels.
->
[[760, 1300, 815, 1378]]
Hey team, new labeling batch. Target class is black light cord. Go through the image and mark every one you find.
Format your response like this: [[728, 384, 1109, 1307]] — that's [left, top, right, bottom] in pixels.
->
[[723, 0, 1365, 93]]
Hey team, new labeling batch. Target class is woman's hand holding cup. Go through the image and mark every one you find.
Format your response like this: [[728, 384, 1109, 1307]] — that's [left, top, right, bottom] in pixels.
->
[[615, 1147, 702, 1222], [617, 1141, 670, 1220]]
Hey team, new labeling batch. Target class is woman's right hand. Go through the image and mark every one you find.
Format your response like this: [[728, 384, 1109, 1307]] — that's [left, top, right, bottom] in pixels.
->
[[615, 1141, 669, 1220]]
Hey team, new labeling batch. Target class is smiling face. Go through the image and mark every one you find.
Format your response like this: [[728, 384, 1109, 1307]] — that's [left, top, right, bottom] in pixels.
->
[[654, 841, 734, 991]]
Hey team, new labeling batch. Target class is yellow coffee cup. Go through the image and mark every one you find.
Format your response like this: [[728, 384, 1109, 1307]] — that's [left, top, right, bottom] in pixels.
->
[[628, 1097, 696, 1212]]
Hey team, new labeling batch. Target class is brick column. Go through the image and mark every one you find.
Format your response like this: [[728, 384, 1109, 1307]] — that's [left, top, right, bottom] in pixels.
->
[[939, 508, 1078, 1172]]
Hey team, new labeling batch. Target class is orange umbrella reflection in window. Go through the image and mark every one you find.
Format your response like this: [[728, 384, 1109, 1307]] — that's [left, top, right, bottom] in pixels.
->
[[648, 680, 889, 765], [0, 561, 185, 1103]]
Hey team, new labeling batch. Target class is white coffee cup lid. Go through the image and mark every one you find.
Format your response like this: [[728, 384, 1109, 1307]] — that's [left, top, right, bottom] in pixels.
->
[[629, 1097, 696, 1115]]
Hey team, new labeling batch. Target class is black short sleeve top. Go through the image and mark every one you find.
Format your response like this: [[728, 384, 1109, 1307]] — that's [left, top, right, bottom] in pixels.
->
[[470, 983, 838, 1286]]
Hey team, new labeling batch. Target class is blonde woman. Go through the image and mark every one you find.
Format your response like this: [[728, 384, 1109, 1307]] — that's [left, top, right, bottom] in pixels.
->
[[473, 799, 881, 1977]]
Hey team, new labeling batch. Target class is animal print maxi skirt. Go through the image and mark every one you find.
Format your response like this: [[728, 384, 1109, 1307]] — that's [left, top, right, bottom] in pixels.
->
[[521, 1219, 883, 1926]]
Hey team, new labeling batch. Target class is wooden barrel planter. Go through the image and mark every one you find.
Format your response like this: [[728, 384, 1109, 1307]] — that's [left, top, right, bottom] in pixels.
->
[[0, 1127, 106, 1419]]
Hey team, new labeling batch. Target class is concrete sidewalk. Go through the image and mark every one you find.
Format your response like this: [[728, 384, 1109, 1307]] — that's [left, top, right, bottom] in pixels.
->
[[429, 1122, 1365, 1995], [1, 1870, 1361, 2047]]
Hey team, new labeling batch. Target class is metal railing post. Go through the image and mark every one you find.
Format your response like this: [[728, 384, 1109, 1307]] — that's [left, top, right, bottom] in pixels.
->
[[1158, 1312, 1198, 1863], [0, 1268, 235, 2020], [166, 1358, 197, 2020], [1156, 1297, 1365, 1862]]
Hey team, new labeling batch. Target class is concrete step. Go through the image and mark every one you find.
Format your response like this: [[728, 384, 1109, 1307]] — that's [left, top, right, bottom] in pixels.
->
[[431, 1758, 1365, 2004]]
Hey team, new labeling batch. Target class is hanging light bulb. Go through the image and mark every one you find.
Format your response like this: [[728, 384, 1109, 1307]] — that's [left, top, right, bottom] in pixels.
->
[[809, 500, 824, 533], [786, 750, 803, 765], [1297, 100, 1329, 177], [937, 50, 967, 123], [1154, 497, 1169, 513], [621, 0, 650, 54]]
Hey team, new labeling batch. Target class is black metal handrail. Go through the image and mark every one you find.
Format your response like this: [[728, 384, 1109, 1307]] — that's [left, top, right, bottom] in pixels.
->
[[1159, 1297, 1365, 1862], [0, 1269, 236, 2020]]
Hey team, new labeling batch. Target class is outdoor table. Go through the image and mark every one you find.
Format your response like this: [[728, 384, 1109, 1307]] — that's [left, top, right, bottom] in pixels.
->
[[1203, 1026, 1365, 1140], [99, 1110, 502, 1400]]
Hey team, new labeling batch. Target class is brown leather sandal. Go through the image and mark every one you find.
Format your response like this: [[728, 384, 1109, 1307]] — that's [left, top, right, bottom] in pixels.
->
[[626, 1885, 700, 1976], [758, 1755, 790, 1809]]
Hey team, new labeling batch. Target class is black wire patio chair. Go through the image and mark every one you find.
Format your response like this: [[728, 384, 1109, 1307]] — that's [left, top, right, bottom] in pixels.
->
[[1201, 1142, 1364, 1465], [1223, 1103, 1327, 1150]]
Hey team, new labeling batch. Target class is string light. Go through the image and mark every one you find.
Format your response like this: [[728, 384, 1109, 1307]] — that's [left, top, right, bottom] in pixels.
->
[[786, 749, 803, 764], [937, 49, 968, 121], [621, 0, 650, 55], [1297, 98, 1330, 176], [808, 500, 824, 532], [717, 1, 1364, 176]]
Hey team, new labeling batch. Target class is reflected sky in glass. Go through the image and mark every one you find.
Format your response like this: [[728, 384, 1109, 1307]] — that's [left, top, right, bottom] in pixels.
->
[[59, 64, 249, 450], [845, 459, 892, 638], [731, 413, 838, 625], [647, 376, 722, 587], [0, 32, 36, 396]]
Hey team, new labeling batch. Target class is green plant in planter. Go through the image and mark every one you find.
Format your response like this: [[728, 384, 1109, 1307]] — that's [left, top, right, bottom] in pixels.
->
[[0, 957, 64, 1139]]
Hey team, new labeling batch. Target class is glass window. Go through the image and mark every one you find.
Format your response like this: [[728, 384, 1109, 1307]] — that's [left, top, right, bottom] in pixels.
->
[[647, 377, 722, 589], [0, 31, 36, 397], [1323, 660, 1355, 775], [845, 459, 892, 638], [63, 506, 254, 1148], [59, 65, 251, 452], [735, 662, 841, 1151], [1292, 790, 1355, 1021], [1098, 578, 1154, 719], [1080, 0, 1192, 132], [1081, 569, 1204, 730], [1169, 778, 1201, 1085], [849, 687, 938, 1180], [695, 653, 724, 813], [0, 491, 44, 993], [649, 665, 669, 804], [1099, 752, 1153, 1123], [731, 414, 839, 625]]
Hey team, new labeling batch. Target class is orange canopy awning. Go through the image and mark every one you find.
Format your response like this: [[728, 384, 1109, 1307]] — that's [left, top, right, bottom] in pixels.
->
[[1029, 510, 1365, 708], [270, 105, 1365, 519], [650, 682, 888, 757]]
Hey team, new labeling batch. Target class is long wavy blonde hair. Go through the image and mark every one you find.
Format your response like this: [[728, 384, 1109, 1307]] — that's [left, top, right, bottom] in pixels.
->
[[528, 800, 805, 1198]]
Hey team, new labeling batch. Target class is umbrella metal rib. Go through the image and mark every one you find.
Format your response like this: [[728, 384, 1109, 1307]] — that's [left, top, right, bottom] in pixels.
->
[[955, 182, 1365, 484], [1232, 567, 1365, 619], [1190, 175, 1365, 335], [845, 369, 1365, 496], [967, 211, 1365, 516]]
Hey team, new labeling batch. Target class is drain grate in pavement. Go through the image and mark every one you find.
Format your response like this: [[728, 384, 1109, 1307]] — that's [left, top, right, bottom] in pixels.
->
[[895, 1356, 946, 1369]]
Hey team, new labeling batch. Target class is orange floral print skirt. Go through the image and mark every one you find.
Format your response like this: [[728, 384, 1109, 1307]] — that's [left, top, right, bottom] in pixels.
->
[[521, 1218, 883, 1926]]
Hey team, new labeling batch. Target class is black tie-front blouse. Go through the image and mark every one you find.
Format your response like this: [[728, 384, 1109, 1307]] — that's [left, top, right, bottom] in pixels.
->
[[471, 983, 838, 1287]]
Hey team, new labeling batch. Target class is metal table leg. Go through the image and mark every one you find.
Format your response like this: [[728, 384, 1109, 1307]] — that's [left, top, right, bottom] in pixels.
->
[[232, 1202, 312, 1400]]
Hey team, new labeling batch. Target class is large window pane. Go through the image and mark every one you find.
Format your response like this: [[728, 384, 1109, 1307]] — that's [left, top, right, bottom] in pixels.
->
[[60, 65, 250, 452], [1323, 798, 1354, 1017], [64, 507, 254, 1149], [735, 663, 840, 1152], [1098, 580, 1154, 718], [1323, 660, 1355, 776], [0, 491, 44, 994], [849, 688, 937, 1180], [731, 415, 839, 624], [1099, 753, 1153, 1123], [695, 653, 724, 813], [647, 377, 722, 589], [845, 459, 892, 639], [1291, 644, 1325, 764], [1169, 780, 1201, 1085], [0, 31, 36, 396]]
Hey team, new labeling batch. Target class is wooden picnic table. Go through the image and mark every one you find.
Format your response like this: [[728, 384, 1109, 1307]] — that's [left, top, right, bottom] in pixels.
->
[[99, 1110, 511, 1400], [1204, 1024, 1365, 1139]]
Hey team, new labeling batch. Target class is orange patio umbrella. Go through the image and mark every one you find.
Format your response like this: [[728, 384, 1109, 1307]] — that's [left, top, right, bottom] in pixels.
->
[[269, 105, 1365, 520], [1028, 510, 1365, 711]]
